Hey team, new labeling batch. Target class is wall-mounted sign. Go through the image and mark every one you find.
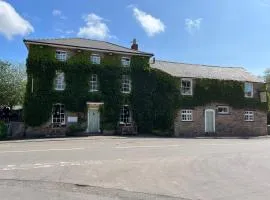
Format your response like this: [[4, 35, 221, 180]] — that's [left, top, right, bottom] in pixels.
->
[[67, 116, 78, 123]]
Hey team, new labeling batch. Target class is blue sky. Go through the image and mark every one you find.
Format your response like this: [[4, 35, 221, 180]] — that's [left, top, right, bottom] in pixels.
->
[[0, 0, 270, 75]]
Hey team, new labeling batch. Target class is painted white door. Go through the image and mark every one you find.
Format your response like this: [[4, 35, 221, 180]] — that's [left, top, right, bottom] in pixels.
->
[[87, 109, 100, 132], [205, 109, 215, 133]]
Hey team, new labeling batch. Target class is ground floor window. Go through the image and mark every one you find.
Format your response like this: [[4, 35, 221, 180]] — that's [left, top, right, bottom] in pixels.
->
[[120, 105, 132, 124], [52, 104, 65, 125], [217, 106, 229, 114], [244, 111, 254, 121], [181, 110, 193, 121]]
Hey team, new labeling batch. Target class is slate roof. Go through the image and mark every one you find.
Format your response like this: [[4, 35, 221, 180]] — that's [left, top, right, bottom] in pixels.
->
[[151, 60, 264, 83], [23, 38, 153, 57]]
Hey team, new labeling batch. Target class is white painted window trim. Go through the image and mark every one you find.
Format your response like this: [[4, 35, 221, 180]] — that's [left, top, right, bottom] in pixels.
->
[[89, 74, 98, 92], [244, 82, 254, 98], [121, 75, 131, 94], [244, 111, 254, 121], [55, 50, 67, 62], [52, 103, 65, 125], [217, 106, 230, 114], [90, 53, 101, 64], [121, 57, 131, 67], [181, 78, 193, 96], [119, 105, 132, 124], [54, 71, 65, 91], [181, 109, 193, 122]]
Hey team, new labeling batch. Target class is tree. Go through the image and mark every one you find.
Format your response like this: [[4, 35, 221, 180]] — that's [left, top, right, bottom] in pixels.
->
[[0, 60, 26, 107]]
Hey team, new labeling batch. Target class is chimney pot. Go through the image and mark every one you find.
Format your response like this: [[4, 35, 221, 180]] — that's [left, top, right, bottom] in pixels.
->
[[131, 38, 138, 50]]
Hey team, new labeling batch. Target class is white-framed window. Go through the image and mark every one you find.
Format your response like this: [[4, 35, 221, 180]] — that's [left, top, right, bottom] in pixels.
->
[[55, 50, 67, 62], [217, 106, 230, 114], [119, 105, 132, 124], [90, 54, 101, 64], [89, 74, 98, 92], [121, 75, 131, 93], [244, 82, 253, 98], [244, 111, 254, 121], [181, 78, 193, 95], [121, 57, 131, 67], [181, 110, 193, 121], [54, 71, 65, 91], [52, 103, 65, 125]]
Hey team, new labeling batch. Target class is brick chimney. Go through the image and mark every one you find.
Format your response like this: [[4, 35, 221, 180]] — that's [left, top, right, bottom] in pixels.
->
[[131, 38, 138, 50]]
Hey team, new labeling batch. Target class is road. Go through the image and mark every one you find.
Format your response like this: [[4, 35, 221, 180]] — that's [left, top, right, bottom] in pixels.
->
[[0, 136, 270, 200]]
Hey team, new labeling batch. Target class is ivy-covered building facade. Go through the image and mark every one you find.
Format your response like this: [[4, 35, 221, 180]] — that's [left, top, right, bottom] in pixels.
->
[[23, 38, 267, 137]]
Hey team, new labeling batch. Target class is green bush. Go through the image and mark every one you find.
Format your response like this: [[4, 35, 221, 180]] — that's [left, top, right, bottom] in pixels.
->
[[0, 121, 7, 139]]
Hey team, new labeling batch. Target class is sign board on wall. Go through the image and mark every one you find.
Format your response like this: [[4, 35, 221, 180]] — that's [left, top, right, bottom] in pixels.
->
[[67, 116, 78, 123]]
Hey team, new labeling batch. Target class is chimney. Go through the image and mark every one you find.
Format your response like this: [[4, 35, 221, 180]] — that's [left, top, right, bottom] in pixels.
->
[[131, 38, 138, 50]]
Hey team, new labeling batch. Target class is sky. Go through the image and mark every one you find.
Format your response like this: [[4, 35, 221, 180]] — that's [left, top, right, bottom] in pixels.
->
[[0, 0, 270, 75]]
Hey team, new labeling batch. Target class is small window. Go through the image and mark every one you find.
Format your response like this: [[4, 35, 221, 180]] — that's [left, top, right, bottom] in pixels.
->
[[54, 71, 65, 91], [89, 74, 98, 92], [181, 78, 193, 95], [90, 54, 101, 64], [55, 50, 67, 61], [181, 110, 193, 121], [52, 104, 65, 126], [244, 82, 253, 98], [121, 57, 130, 67], [119, 105, 132, 124], [244, 111, 254, 121], [121, 75, 131, 93], [217, 106, 229, 114]]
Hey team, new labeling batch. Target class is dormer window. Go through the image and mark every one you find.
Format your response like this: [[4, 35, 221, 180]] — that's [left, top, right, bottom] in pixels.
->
[[90, 54, 101, 64], [121, 57, 130, 67], [244, 82, 253, 98], [55, 50, 67, 62], [181, 78, 193, 95]]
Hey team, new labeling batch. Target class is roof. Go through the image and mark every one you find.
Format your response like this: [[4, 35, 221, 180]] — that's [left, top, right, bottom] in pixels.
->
[[23, 38, 153, 57], [150, 60, 264, 83]]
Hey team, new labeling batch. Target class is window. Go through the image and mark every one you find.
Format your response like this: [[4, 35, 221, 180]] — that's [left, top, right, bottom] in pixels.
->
[[52, 104, 65, 126], [89, 74, 98, 92], [120, 105, 132, 124], [181, 78, 193, 95], [244, 111, 254, 121], [90, 54, 101, 64], [121, 57, 130, 67], [217, 106, 229, 114], [181, 110, 193, 121], [244, 82, 253, 98], [55, 50, 67, 61], [121, 75, 131, 93], [54, 71, 65, 91]]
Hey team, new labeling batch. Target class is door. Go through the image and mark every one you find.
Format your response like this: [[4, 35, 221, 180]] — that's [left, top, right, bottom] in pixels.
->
[[205, 109, 215, 133], [87, 109, 100, 132]]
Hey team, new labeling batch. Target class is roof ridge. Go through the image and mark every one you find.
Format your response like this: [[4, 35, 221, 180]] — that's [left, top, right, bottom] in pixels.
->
[[155, 59, 245, 70]]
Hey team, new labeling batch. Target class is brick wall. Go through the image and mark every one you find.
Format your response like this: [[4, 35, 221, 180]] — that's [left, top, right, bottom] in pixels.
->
[[174, 103, 267, 137]]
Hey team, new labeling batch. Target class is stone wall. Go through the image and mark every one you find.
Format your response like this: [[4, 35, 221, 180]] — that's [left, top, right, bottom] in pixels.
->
[[174, 103, 267, 137]]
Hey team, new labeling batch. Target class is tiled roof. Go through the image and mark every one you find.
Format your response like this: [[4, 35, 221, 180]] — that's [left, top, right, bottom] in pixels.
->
[[23, 38, 153, 56], [151, 60, 264, 83]]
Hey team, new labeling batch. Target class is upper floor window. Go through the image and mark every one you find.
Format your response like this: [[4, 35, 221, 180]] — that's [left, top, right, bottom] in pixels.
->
[[89, 74, 98, 92], [119, 105, 132, 124], [244, 111, 254, 121], [56, 50, 67, 62], [244, 82, 253, 98], [90, 54, 101, 64], [181, 110, 193, 121], [121, 57, 131, 67], [181, 78, 193, 95], [54, 71, 65, 91], [121, 75, 131, 93]]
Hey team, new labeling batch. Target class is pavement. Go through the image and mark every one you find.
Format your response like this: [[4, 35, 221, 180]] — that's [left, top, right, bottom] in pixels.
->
[[1, 136, 270, 199]]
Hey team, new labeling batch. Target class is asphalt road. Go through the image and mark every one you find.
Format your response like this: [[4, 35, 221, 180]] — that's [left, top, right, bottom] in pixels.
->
[[0, 136, 270, 200]]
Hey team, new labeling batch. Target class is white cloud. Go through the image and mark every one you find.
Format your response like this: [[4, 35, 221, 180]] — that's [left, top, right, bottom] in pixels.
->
[[185, 18, 202, 34], [52, 9, 67, 20], [132, 7, 165, 37], [56, 28, 74, 35], [0, 1, 34, 40], [77, 13, 111, 40]]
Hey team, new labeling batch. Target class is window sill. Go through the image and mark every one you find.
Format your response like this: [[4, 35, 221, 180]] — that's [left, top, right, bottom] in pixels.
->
[[89, 90, 99, 92], [181, 120, 194, 122], [244, 96, 254, 98], [181, 93, 193, 96], [55, 89, 65, 91]]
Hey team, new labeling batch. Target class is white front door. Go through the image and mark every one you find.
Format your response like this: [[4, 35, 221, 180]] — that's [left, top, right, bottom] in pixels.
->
[[205, 109, 215, 133], [87, 109, 100, 133]]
